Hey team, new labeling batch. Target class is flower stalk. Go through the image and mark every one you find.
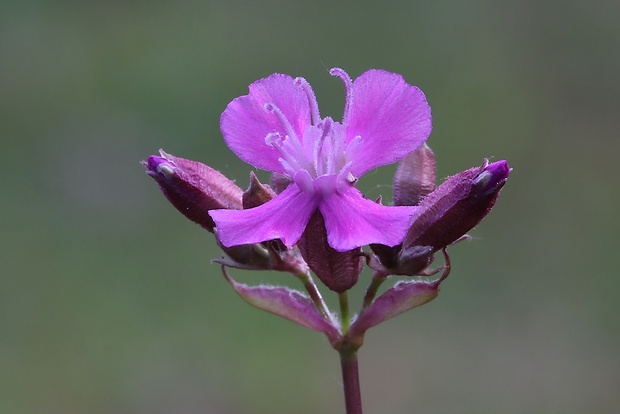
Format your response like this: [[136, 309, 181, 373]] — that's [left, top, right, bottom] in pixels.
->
[[340, 350, 363, 414], [360, 270, 388, 312], [292, 267, 331, 320], [339, 291, 351, 333]]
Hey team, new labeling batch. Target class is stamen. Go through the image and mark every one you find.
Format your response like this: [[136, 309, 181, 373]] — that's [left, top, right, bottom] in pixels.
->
[[328, 119, 344, 175], [278, 158, 297, 178], [263, 102, 309, 171], [294, 77, 321, 126], [344, 135, 364, 168], [329, 68, 353, 125], [263, 103, 301, 147], [260, 76, 357, 194], [293, 169, 315, 194], [314, 119, 333, 176], [264, 131, 303, 174], [264, 131, 283, 146], [336, 161, 356, 191]]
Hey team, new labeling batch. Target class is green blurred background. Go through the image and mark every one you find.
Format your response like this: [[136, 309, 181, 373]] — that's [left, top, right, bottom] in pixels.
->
[[2, 0, 619, 413]]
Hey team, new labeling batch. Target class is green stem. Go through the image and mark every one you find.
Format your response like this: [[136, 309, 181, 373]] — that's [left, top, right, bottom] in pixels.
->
[[294, 269, 331, 319], [339, 291, 350, 333], [360, 270, 388, 312]]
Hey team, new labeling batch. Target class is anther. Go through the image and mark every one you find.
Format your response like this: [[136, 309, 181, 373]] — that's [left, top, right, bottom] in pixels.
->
[[264, 132, 283, 146], [263, 102, 311, 175]]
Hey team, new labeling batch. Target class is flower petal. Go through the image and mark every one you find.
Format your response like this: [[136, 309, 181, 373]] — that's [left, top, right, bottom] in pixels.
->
[[319, 185, 417, 251], [220, 73, 312, 173], [345, 69, 432, 177], [209, 184, 319, 247]]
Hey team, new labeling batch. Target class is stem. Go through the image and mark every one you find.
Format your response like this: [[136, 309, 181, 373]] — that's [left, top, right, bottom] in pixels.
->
[[340, 350, 363, 414], [339, 291, 350, 333], [360, 270, 388, 312], [294, 269, 331, 319]]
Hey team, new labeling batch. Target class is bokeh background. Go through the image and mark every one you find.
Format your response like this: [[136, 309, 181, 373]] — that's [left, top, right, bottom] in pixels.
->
[[2, 0, 619, 413]]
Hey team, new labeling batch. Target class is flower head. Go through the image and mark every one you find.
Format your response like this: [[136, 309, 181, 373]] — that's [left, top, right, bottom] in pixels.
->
[[209, 68, 432, 252]]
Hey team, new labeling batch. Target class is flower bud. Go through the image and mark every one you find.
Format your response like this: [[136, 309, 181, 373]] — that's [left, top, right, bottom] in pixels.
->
[[397, 159, 510, 274], [144, 150, 243, 232], [393, 143, 436, 207], [370, 143, 435, 272], [371, 144, 437, 270]]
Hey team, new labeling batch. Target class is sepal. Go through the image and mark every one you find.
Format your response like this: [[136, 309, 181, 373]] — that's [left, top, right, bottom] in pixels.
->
[[223, 268, 340, 344], [213, 241, 273, 271], [243, 171, 277, 208], [213, 232, 311, 274], [270, 172, 292, 194], [346, 279, 440, 346], [297, 211, 364, 292]]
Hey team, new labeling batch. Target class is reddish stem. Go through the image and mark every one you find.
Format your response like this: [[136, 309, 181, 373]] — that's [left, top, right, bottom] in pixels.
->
[[340, 350, 363, 414]]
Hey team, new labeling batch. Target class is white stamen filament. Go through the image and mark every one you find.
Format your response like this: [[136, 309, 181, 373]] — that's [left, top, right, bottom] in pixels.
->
[[264, 103, 311, 172], [329, 68, 353, 125], [265, 132, 303, 176], [294, 77, 321, 125], [314, 119, 333, 177]]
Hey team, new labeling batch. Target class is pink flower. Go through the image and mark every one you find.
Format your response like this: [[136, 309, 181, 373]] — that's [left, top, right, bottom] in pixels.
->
[[209, 68, 432, 252]]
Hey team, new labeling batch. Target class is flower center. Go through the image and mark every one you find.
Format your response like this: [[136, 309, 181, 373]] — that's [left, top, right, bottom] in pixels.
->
[[264, 101, 356, 197]]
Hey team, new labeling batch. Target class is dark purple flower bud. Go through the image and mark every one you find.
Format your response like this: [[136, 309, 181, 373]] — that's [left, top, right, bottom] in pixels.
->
[[297, 211, 364, 293], [397, 159, 511, 274], [393, 143, 436, 207], [144, 150, 243, 232], [371, 144, 437, 269]]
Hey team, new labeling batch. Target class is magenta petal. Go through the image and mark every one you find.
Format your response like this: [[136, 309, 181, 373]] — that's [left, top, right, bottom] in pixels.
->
[[345, 70, 432, 177], [209, 184, 319, 247], [220, 73, 312, 173], [319, 185, 416, 251], [347, 280, 439, 339], [225, 272, 340, 344]]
